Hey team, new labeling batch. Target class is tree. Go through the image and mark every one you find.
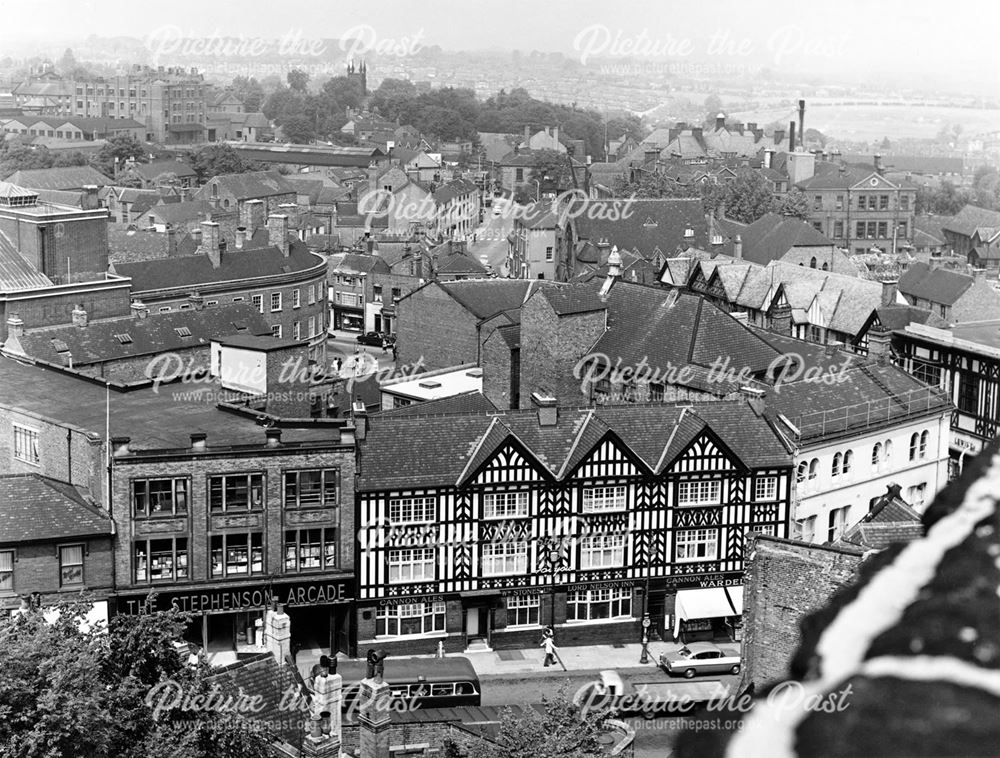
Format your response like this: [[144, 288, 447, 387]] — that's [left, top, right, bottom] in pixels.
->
[[0, 145, 57, 174], [287, 68, 310, 93], [186, 144, 256, 181], [0, 596, 269, 758], [94, 134, 147, 177], [369, 78, 417, 120], [612, 172, 694, 199], [466, 688, 606, 758], [281, 115, 316, 144], [57, 47, 77, 73], [713, 171, 779, 224], [704, 94, 725, 124], [231, 76, 265, 112], [776, 188, 811, 220]]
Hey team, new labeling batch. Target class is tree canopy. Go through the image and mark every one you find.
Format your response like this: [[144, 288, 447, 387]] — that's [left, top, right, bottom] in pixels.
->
[[93, 134, 147, 177], [185, 144, 261, 181]]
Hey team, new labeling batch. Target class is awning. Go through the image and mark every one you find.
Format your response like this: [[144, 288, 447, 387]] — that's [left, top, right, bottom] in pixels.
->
[[673, 586, 743, 638]]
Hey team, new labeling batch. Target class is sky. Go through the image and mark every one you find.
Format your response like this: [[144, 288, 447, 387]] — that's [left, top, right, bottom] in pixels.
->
[[1, 0, 998, 94]]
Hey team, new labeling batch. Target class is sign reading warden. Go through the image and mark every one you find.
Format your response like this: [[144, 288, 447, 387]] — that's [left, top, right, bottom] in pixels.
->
[[115, 578, 354, 615]]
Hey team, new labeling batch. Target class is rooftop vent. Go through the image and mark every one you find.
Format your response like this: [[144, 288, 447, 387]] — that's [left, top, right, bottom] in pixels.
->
[[114, 333, 133, 344], [418, 380, 442, 389], [465, 368, 483, 378], [174, 326, 192, 337], [50, 338, 70, 353], [683, 228, 694, 238]]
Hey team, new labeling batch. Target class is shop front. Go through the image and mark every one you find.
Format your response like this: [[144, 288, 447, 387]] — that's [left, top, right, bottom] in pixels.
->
[[334, 304, 364, 332], [114, 575, 355, 658], [949, 430, 984, 480], [662, 573, 744, 643]]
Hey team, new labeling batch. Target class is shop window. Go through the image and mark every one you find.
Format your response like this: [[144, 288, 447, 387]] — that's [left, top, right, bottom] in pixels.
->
[[505, 595, 540, 627], [134, 538, 188, 583], [284, 528, 337, 571], [566, 587, 631, 621], [376, 600, 446, 636], [209, 473, 264, 511], [211, 533, 264, 577]]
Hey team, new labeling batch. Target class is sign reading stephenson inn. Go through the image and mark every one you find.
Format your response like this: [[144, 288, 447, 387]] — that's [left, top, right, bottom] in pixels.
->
[[114, 577, 354, 615]]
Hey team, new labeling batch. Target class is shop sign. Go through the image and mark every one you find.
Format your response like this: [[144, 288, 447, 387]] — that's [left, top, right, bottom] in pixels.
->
[[116, 578, 354, 615], [662, 573, 742, 589], [951, 433, 983, 454], [567, 580, 635, 592]]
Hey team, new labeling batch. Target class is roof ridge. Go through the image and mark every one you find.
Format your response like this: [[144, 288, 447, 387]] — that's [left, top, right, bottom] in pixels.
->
[[655, 406, 688, 474], [556, 408, 597, 480], [454, 416, 509, 487]]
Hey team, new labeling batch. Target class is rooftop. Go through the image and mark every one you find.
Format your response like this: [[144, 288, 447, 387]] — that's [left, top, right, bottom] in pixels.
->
[[0, 473, 112, 543], [380, 366, 484, 402]]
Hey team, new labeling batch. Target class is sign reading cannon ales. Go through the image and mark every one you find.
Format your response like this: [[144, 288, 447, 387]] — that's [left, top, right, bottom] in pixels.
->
[[115, 577, 354, 615]]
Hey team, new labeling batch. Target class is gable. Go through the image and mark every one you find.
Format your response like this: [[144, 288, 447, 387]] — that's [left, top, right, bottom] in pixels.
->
[[568, 435, 643, 480], [470, 440, 548, 486], [667, 429, 741, 474], [851, 172, 898, 191]]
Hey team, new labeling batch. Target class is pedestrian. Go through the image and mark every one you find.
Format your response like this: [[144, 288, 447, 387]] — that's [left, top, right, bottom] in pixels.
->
[[541, 632, 558, 668], [381, 337, 388, 354], [391, 344, 398, 362]]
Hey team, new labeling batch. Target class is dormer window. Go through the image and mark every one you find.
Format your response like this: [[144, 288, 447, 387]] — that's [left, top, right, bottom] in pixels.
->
[[711, 234, 723, 245], [684, 228, 694, 238]]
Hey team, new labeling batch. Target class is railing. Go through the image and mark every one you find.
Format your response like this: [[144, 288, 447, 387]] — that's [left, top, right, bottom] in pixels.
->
[[793, 386, 950, 441]]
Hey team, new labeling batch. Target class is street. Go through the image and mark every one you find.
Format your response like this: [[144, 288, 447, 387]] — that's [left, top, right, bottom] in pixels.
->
[[468, 204, 515, 276]]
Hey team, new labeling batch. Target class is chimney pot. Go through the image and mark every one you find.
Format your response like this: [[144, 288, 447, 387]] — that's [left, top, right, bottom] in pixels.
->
[[71, 304, 88, 328], [734, 235, 743, 261], [235, 226, 247, 250]]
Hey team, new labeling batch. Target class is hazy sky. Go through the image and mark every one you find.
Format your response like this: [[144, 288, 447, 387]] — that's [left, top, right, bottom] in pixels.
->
[[1, 0, 998, 93]]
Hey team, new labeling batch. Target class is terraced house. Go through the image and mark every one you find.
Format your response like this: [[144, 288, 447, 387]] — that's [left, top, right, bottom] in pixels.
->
[[354, 399, 793, 654]]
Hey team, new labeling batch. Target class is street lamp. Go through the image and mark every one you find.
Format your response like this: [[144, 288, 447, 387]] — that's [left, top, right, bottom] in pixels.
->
[[533, 178, 541, 201], [639, 613, 651, 664], [547, 546, 561, 629]]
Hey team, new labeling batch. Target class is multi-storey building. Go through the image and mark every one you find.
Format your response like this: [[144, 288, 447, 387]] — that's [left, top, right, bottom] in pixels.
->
[[796, 161, 918, 255], [0, 351, 357, 656], [71, 66, 208, 144], [354, 399, 793, 653], [112, 212, 328, 363], [508, 201, 559, 280]]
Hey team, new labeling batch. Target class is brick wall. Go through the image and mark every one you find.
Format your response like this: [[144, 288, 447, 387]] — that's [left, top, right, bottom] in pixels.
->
[[0, 536, 114, 607], [74, 345, 208, 384], [1, 283, 133, 341], [481, 328, 513, 410], [341, 720, 487, 758], [0, 405, 106, 502], [354, 599, 466, 657], [395, 284, 480, 370], [741, 536, 864, 689], [518, 293, 606, 408], [111, 445, 355, 593]]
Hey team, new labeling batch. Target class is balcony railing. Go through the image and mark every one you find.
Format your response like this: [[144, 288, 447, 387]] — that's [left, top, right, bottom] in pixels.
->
[[792, 386, 951, 442]]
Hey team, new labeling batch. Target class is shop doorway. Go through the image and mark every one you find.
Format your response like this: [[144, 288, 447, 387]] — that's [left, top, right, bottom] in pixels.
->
[[465, 606, 489, 642], [288, 605, 331, 662]]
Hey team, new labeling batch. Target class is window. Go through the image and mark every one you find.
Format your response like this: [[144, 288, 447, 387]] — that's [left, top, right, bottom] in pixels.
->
[[272, 324, 282, 338], [252, 294, 263, 313], [270, 292, 282, 312], [828, 507, 850, 542], [515, 168, 524, 182], [835, 195, 844, 211], [856, 221, 866, 239], [292, 289, 301, 308], [376, 601, 446, 637], [900, 195, 910, 211], [484, 491, 528, 519], [134, 538, 188, 583], [388, 496, 435, 523], [798, 516, 817, 543], [754, 477, 777, 501], [919, 430, 929, 458], [868, 195, 878, 211], [391, 287, 402, 301], [678, 479, 721, 505], [834, 221, 844, 238], [284, 469, 339, 508], [907, 483, 928, 509], [796, 461, 808, 484], [505, 595, 540, 627], [884, 439, 893, 464], [676, 529, 719, 561], [481, 541, 528, 575], [0, 550, 14, 593], [745, 524, 775, 543], [909, 432, 919, 460], [293, 321, 301, 340], [857, 195, 866, 210], [808, 458, 819, 481], [307, 285, 316, 305], [580, 533, 625, 568], [284, 528, 337, 571], [13, 424, 39, 465], [877, 221, 887, 239], [842, 450, 854, 475], [832, 452, 842, 477], [567, 587, 631, 621], [373, 285, 383, 303], [879, 195, 889, 210], [132, 477, 188, 517], [582, 485, 626, 512], [211, 533, 264, 577], [545, 246, 554, 262], [872, 442, 882, 467], [388, 548, 436, 583], [59, 545, 84, 587], [209, 473, 264, 511], [810, 255, 818, 268]]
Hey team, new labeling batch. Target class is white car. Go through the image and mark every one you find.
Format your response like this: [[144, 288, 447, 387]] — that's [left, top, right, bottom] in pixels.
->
[[659, 642, 742, 678]]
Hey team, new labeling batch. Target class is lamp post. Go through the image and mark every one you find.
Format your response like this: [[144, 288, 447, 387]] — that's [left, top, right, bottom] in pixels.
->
[[533, 178, 541, 201], [547, 546, 560, 629], [639, 613, 651, 664]]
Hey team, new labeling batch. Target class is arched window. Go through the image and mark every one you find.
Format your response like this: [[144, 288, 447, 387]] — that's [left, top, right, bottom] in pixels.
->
[[808, 458, 819, 480], [884, 439, 893, 463], [843, 450, 854, 474], [919, 430, 929, 458], [909, 433, 919, 461], [796, 461, 808, 484], [810, 256, 817, 268], [832, 452, 842, 477], [872, 442, 882, 467], [223, 198, 230, 209], [821, 262, 829, 271]]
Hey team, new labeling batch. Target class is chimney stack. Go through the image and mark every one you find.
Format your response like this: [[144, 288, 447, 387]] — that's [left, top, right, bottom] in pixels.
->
[[788, 121, 796, 154], [110, 437, 131, 457], [880, 279, 898, 307], [81, 184, 99, 211], [773, 129, 784, 148], [265, 428, 282, 448], [241, 198, 265, 235], [524, 124, 531, 144], [188, 292, 205, 311], [715, 113, 726, 130], [532, 392, 558, 427], [130, 299, 148, 320], [798, 99, 806, 148], [734, 235, 743, 261], [599, 247, 622, 298], [268, 214, 290, 257], [867, 324, 892, 362], [5, 314, 24, 341], [166, 226, 178, 257], [190, 433, 207, 451], [235, 226, 247, 250], [199, 220, 221, 268], [764, 149, 774, 169], [71, 304, 88, 328]]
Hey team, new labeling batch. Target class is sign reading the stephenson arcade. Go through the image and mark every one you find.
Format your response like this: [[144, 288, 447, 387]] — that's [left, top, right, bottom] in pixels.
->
[[115, 578, 354, 615]]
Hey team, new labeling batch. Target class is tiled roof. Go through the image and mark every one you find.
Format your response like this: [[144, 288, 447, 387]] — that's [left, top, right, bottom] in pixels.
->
[[375, 391, 498, 418], [129, 159, 198, 179], [571, 198, 710, 257], [205, 654, 303, 748], [3, 165, 113, 190], [898, 261, 973, 305], [537, 285, 606, 315], [11, 303, 271, 365], [138, 200, 216, 225], [436, 251, 488, 275], [0, 474, 112, 542], [677, 438, 1000, 758], [738, 213, 834, 265], [113, 234, 322, 293], [107, 227, 171, 264], [941, 204, 1000, 238], [841, 154, 965, 176], [196, 170, 296, 200], [328, 252, 390, 276], [358, 399, 791, 491], [434, 279, 544, 320], [876, 304, 949, 331]]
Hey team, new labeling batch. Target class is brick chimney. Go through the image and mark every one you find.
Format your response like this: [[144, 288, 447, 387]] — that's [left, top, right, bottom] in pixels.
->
[[190, 432, 207, 451], [235, 226, 246, 250], [81, 184, 99, 211], [5, 314, 24, 341], [867, 324, 892, 362], [734, 235, 743, 261], [241, 198, 265, 235], [357, 654, 392, 758], [769, 302, 792, 336], [199, 220, 221, 268], [188, 292, 205, 311], [305, 658, 344, 756], [715, 113, 726, 130], [71, 304, 88, 328], [130, 299, 148, 320], [264, 606, 291, 663], [110, 436, 131, 457], [166, 226, 178, 257], [268, 214, 290, 257], [524, 124, 531, 144], [265, 428, 282, 447], [532, 391, 558, 426]]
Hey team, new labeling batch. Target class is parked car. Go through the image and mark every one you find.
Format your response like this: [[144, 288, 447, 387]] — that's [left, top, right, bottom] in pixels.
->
[[356, 331, 395, 347], [659, 642, 741, 678]]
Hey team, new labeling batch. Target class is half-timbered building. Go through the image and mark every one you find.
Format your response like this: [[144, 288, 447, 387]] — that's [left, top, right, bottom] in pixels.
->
[[353, 398, 793, 654]]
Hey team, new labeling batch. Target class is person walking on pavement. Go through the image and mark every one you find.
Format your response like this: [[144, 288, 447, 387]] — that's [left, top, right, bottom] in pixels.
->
[[541, 629, 558, 668]]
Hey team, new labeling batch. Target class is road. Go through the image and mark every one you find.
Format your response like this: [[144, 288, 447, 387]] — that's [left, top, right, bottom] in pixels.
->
[[480, 671, 740, 758], [468, 206, 515, 276]]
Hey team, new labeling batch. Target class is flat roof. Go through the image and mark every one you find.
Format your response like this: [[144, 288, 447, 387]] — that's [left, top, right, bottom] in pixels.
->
[[381, 366, 484, 401], [0, 356, 335, 451], [217, 334, 301, 351], [900, 319, 1000, 356]]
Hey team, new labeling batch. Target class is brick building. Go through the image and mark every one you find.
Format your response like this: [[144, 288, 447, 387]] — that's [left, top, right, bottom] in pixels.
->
[[193, 170, 298, 216], [354, 400, 793, 655]]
